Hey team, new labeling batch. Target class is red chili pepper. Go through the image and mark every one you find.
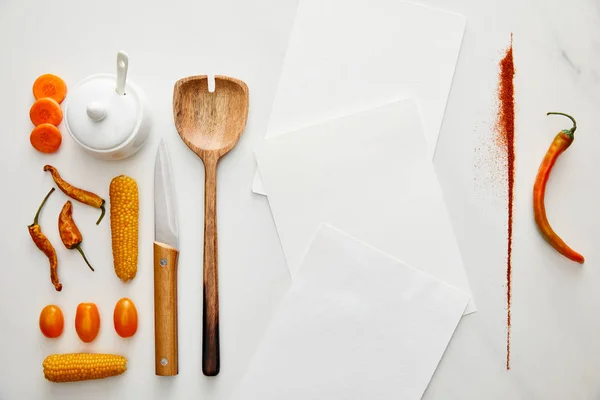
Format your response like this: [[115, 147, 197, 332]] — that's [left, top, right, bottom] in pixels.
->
[[533, 112, 584, 263]]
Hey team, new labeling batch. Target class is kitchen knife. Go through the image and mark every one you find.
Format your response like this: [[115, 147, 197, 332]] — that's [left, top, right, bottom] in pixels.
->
[[154, 139, 180, 376]]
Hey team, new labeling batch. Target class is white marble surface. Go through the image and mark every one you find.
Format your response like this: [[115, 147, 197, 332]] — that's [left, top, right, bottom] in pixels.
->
[[1, 0, 600, 399], [427, 0, 600, 398]]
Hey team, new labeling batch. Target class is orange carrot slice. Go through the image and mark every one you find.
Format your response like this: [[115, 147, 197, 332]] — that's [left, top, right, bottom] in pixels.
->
[[33, 74, 67, 104], [30, 123, 62, 154], [30, 98, 63, 126]]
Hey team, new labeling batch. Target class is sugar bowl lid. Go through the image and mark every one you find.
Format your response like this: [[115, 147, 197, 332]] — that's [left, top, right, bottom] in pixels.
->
[[65, 52, 146, 151]]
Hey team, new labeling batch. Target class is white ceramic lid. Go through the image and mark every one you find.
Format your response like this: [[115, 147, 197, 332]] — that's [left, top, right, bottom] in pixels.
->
[[65, 74, 142, 150]]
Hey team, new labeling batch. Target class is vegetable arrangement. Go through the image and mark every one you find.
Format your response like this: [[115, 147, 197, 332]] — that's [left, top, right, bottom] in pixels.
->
[[30, 74, 67, 154], [29, 165, 107, 290], [28, 173, 140, 381], [533, 112, 584, 263], [25, 72, 142, 383], [30, 167, 139, 289]]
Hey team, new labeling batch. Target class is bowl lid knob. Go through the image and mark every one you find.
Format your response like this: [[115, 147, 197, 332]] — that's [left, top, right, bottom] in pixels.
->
[[86, 102, 107, 122]]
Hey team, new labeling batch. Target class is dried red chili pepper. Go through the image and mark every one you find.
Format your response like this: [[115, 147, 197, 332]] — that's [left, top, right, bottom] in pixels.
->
[[58, 201, 94, 271], [44, 165, 106, 225], [28, 188, 62, 291], [533, 112, 584, 263]]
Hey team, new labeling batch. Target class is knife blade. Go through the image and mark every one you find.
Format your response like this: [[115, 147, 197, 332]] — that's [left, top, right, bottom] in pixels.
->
[[154, 139, 179, 376]]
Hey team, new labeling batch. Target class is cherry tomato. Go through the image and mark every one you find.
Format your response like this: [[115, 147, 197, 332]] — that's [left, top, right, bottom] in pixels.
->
[[75, 303, 100, 343], [39, 305, 64, 338], [113, 298, 138, 338]]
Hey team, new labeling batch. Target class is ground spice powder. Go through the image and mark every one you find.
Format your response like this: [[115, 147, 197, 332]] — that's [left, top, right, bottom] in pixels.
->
[[497, 37, 515, 371]]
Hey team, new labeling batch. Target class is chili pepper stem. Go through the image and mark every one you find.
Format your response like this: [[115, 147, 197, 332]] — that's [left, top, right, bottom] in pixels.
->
[[96, 202, 106, 225], [75, 245, 94, 272], [29, 188, 55, 227], [547, 112, 577, 137]]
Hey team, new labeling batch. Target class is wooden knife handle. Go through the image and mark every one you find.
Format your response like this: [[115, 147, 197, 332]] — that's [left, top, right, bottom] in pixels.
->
[[154, 241, 179, 376], [203, 159, 220, 376]]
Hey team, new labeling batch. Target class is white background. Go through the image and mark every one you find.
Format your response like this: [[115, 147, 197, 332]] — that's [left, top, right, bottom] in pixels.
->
[[1, 0, 600, 399]]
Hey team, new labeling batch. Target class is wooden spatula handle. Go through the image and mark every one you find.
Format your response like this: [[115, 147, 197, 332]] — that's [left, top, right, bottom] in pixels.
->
[[203, 158, 220, 376]]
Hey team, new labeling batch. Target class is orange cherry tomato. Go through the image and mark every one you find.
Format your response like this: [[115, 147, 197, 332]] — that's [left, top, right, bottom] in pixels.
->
[[113, 298, 138, 338], [75, 303, 100, 343], [39, 305, 64, 338]]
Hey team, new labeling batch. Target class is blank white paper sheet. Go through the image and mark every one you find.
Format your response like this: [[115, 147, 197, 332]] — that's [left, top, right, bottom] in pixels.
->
[[232, 224, 469, 400], [256, 100, 475, 313], [252, 0, 466, 194]]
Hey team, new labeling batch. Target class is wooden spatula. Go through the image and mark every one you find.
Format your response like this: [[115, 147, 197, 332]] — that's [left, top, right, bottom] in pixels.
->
[[173, 75, 249, 376]]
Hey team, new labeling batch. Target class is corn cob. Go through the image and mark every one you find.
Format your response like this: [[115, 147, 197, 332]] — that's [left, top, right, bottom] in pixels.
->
[[42, 353, 127, 382], [109, 175, 139, 282]]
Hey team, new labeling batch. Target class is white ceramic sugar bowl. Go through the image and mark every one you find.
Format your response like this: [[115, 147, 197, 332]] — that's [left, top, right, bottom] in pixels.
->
[[64, 52, 151, 160]]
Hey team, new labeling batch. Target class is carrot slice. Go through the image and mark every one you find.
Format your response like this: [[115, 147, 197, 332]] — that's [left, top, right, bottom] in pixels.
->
[[30, 98, 63, 126], [33, 74, 67, 104], [30, 124, 62, 154]]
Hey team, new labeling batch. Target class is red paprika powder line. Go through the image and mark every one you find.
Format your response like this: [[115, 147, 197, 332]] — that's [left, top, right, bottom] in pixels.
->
[[497, 36, 515, 371]]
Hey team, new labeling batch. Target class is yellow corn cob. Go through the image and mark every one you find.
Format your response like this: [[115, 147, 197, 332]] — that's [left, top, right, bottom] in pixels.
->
[[110, 175, 139, 282], [43, 353, 127, 382]]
